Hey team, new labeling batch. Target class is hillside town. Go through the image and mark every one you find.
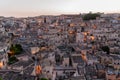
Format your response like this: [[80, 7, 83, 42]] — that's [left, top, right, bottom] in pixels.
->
[[0, 13, 120, 80]]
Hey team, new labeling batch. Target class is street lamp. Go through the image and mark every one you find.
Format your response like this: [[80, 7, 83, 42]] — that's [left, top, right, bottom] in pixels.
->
[[90, 35, 95, 41], [35, 65, 42, 76], [0, 62, 3, 69]]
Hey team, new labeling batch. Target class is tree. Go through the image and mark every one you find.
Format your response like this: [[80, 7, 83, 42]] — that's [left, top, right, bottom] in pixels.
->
[[8, 56, 19, 65], [0, 77, 2, 80], [101, 46, 110, 54], [83, 13, 100, 20], [10, 44, 23, 55], [55, 54, 60, 62]]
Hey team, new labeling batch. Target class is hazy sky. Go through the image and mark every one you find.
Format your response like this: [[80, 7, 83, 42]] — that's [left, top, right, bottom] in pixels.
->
[[0, 0, 120, 17]]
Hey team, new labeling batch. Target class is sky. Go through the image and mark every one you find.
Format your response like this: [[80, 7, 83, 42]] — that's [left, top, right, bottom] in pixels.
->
[[0, 0, 120, 17]]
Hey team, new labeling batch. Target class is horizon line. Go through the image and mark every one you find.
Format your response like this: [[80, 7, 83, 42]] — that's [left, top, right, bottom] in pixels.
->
[[1, 11, 120, 18]]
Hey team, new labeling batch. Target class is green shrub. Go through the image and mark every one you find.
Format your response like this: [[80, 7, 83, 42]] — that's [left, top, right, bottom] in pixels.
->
[[40, 78, 48, 80]]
